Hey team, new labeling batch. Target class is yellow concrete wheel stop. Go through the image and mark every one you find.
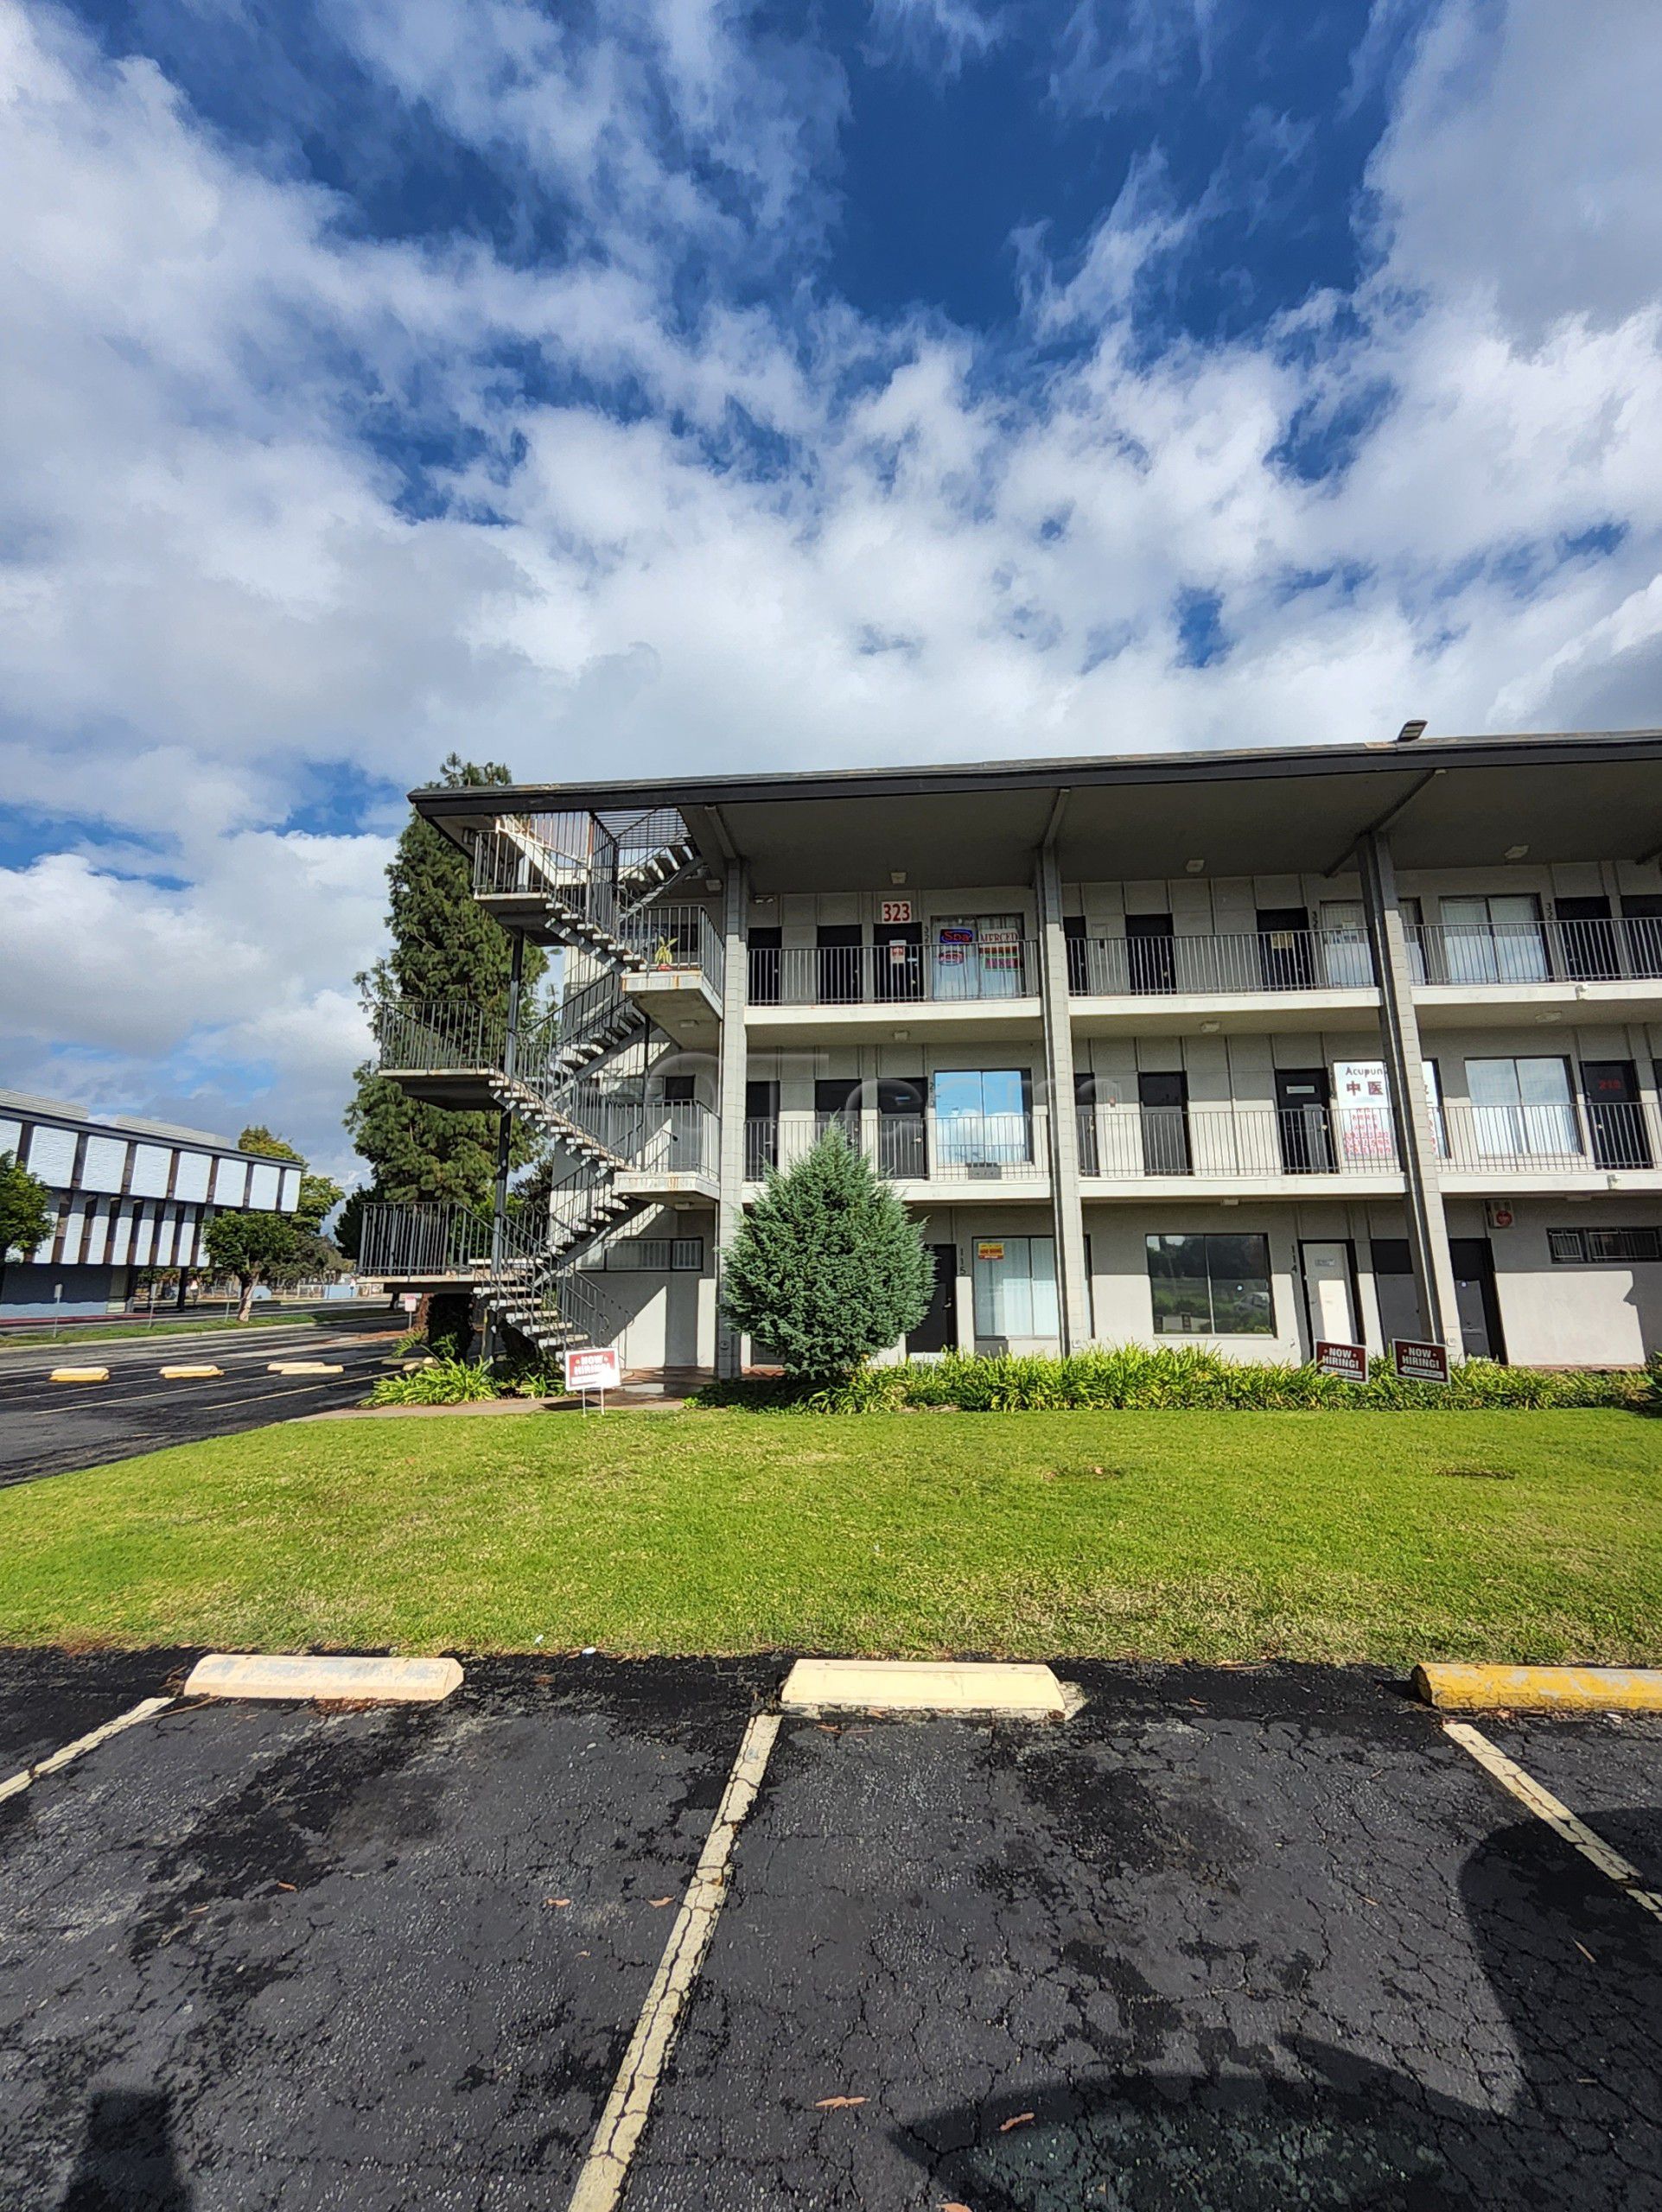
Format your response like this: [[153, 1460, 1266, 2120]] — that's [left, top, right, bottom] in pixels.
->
[[1413, 1663, 1662, 1713]]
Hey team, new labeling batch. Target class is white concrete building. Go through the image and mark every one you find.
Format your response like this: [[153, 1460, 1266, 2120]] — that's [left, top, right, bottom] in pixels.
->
[[0, 1092, 301, 1319], [359, 729, 1662, 1372]]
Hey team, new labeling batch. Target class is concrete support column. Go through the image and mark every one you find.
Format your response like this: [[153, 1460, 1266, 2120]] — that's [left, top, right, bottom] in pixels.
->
[[1035, 842, 1092, 1352], [1359, 830, 1463, 1363], [715, 860, 750, 1379]]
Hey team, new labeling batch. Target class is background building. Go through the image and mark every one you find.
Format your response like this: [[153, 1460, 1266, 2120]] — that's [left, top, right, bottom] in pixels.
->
[[0, 1091, 301, 1318], [358, 728, 1662, 1374]]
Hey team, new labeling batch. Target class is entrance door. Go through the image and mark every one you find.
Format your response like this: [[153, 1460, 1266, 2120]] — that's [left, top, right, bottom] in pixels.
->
[[662, 1074, 699, 1171], [744, 1079, 779, 1175], [748, 926, 781, 1005], [1074, 1071, 1099, 1176], [1125, 913, 1175, 995], [1555, 895, 1617, 981], [1138, 1071, 1190, 1175], [1582, 1059, 1652, 1169], [877, 1077, 927, 1179], [1449, 1236, 1505, 1363], [1258, 906, 1313, 991], [907, 1244, 958, 1353], [1624, 893, 1662, 978], [816, 925, 863, 1004], [1301, 1241, 1358, 1351], [1371, 1239, 1425, 1347], [873, 921, 923, 1002], [1275, 1067, 1335, 1173]]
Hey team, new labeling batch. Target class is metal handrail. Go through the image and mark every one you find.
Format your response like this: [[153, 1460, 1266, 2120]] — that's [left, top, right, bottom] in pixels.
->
[[1072, 1096, 1662, 1179], [616, 904, 725, 994], [1070, 929, 1378, 996], [742, 1111, 1048, 1182], [356, 1200, 621, 1348], [374, 1001, 508, 1075], [1407, 916, 1662, 986], [750, 939, 1041, 1007]]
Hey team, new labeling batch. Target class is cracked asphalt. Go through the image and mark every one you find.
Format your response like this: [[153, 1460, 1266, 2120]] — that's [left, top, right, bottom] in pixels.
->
[[0, 1655, 1657, 2209]]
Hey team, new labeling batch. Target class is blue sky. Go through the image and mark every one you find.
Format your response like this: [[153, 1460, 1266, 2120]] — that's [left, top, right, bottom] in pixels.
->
[[2, 0, 1660, 1175]]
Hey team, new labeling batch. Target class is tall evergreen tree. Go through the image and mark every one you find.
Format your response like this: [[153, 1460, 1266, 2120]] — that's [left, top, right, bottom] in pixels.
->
[[719, 1128, 933, 1380], [346, 756, 547, 1210]]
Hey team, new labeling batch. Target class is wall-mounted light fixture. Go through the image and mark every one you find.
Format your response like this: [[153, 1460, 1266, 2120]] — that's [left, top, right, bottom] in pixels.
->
[[1504, 844, 1529, 861], [1199, 1020, 1221, 1033], [889, 870, 907, 886], [1185, 858, 1206, 874]]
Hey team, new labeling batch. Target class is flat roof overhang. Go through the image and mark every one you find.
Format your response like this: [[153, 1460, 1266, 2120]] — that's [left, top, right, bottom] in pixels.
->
[[411, 730, 1662, 891]]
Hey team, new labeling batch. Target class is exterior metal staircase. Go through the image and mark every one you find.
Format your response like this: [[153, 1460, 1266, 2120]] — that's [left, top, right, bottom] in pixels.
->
[[368, 804, 706, 1360]]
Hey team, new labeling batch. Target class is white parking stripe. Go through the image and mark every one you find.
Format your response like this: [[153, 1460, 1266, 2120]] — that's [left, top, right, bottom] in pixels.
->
[[1444, 1719, 1662, 1923], [0, 1696, 175, 1805], [567, 1711, 781, 2212]]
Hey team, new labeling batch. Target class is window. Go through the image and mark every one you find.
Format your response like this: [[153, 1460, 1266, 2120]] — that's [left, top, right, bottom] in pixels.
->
[[1465, 1057, 1579, 1159], [1440, 893, 1548, 983], [933, 1069, 1031, 1167], [1147, 1233, 1276, 1335], [931, 914, 1028, 1000], [972, 1235, 1058, 1337], [1549, 1226, 1662, 1264]]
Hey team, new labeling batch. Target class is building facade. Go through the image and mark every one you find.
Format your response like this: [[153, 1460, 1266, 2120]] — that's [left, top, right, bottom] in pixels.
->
[[0, 1092, 302, 1318], [359, 730, 1662, 1373]]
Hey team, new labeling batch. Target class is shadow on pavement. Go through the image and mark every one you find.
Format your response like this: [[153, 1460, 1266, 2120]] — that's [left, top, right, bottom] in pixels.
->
[[895, 1808, 1661, 2209], [59, 2090, 191, 2211]]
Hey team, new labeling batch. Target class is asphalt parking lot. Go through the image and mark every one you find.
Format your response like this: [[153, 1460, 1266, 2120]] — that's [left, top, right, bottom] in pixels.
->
[[0, 1318, 398, 1487], [0, 1656, 1657, 2210]]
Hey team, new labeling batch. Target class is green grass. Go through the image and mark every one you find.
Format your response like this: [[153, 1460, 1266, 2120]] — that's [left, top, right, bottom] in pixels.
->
[[5, 1410, 1661, 1665], [0, 1308, 343, 1352]]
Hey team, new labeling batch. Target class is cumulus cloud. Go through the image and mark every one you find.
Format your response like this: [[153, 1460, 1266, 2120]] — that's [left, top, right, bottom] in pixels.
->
[[1, 0, 1660, 1172]]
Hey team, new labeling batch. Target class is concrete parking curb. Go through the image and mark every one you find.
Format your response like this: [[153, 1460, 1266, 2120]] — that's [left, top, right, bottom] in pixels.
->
[[159, 1364, 224, 1378], [48, 1367, 109, 1383], [780, 1659, 1073, 1719], [1413, 1662, 1662, 1713], [267, 1360, 344, 1375], [183, 1653, 464, 1703]]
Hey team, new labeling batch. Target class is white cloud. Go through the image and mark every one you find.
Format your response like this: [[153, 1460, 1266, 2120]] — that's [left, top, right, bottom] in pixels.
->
[[2, 0, 1661, 1174]]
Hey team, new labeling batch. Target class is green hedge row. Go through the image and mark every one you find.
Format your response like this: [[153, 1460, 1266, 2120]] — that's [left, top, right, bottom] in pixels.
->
[[692, 1344, 1660, 1414]]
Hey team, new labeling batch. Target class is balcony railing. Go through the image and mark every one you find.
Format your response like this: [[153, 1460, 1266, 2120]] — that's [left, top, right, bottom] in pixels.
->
[[376, 1001, 507, 1075], [616, 904, 724, 995], [1069, 929, 1377, 997], [1407, 916, 1662, 987], [1074, 1097, 1662, 1180], [358, 1201, 494, 1280], [744, 1112, 1048, 1183], [748, 941, 1041, 1008]]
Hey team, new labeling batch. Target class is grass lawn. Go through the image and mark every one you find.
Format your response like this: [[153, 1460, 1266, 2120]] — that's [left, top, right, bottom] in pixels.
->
[[3, 1409, 1659, 1665], [0, 1308, 345, 1352]]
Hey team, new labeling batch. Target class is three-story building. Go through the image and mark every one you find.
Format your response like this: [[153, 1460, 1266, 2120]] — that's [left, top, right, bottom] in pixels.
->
[[360, 728, 1662, 1374]]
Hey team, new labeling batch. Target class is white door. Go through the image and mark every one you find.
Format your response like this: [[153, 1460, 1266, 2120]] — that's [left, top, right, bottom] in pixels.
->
[[1302, 1242, 1357, 1347]]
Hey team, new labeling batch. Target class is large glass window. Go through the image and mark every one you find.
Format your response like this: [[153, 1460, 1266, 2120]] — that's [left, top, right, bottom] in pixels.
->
[[1441, 894, 1549, 983], [933, 1069, 1031, 1166], [931, 915, 1028, 1000], [972, 1235, 1059, 1337], [1146, 1233, 1276, 1335], [1465, 1057, 1579, 1159], [1318, 900, 1373, 988]]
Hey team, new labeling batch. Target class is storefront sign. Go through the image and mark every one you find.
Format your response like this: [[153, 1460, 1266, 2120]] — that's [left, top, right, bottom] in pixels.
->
[[881, 899, 913, 924], [1314, 1338, 1367, 1382], [975, 1240, 1005, 1262], [1391, 1338, 1450, 1385], [1331, 1059, 1442, 1163], [1486, 1199, 1515, 1230], [564, 1346, 621, 1393], [399, 1293, 419, 1313]]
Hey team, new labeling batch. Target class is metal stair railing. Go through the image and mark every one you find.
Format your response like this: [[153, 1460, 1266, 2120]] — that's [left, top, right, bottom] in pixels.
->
[[471, 810, 699, 963], [357, 1200, 495, 1282], [485, 1211, 621, 1354]]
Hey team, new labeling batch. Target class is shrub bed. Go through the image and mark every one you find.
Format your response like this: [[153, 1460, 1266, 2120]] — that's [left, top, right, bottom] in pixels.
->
[[692, 1344, 1659, 1414]]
